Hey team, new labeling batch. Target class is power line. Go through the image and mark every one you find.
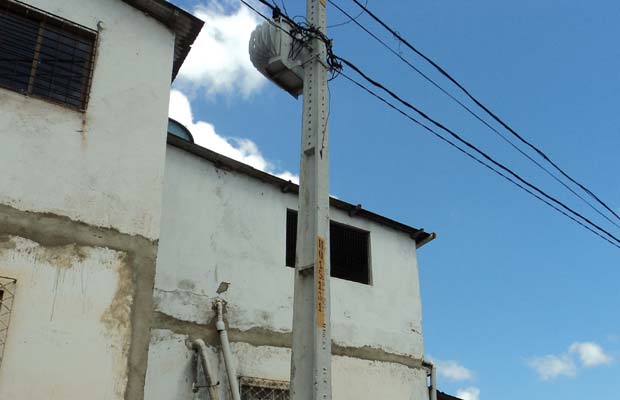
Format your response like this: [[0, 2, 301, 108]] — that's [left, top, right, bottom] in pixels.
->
[[338, 72, 620, 250], [277, 0, 289, 17], [240, 0, 288, 33], [336, 56, 620, 246], [339, 72, 620, 249], [240, 0, 620, 247], [327, 0, 368, 28], [247, 0, 342, 72], [346, 0, 620, 224], [255, 0, 296, 26], [327, 0, 620, 230]]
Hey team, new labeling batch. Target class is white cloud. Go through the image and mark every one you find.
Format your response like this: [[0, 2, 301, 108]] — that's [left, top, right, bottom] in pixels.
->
[[527, 354, 577, 381], [274, 170, 300, 184], [569, 342, 613, 368], [456, 387, 480, 400], [434, 359, 474, 382], [169, 90, 298, 182], [527, 340, 613, 381], [177, 0, 266, 97]]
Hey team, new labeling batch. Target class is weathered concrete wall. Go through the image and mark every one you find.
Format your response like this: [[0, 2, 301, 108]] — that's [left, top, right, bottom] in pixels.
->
[[0, 1, 176, 399], [0, 205, 158, 400], [145, 329, 430, 400], [145, 146, 428, 399], [0, 0, 175, 240]]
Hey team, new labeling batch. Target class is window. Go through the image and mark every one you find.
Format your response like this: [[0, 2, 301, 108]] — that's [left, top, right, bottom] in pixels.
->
[[286, 209, 371, 285], [0, 1, 96, 109], [240, 377, 290, 400], [0, 277, 16, 369]]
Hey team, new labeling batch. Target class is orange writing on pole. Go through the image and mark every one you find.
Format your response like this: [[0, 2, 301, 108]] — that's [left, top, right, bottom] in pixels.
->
[[316, 235, 326, 328]]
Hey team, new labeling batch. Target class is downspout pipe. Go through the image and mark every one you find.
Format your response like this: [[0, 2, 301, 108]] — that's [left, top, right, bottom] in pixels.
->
[[422, 359, 437, 400], [216, 299, 241, 400], [192, 339, 220, 400]]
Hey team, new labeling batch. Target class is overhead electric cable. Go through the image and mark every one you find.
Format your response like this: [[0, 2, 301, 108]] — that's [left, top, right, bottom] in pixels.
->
[[240, 0, 620, 247], [246, 0, 342, 74], [336, 56, 620, 245], [327, 0, 620, 230], [278, 0, 289, 17], [339, 72, 620, 249], [255, 0, 297, 26], [346, 0, 620, 224], [327, 0, 368, 28], [240, 0, 289, 34]]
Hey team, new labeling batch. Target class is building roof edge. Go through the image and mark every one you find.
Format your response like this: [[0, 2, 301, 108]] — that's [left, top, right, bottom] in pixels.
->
[[167, 134, 436, 249], [121, 0, 204, 80]]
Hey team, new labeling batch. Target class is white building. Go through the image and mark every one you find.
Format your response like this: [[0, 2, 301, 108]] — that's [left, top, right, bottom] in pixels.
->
[[146, 132, 436, 400], [0, 1, 437, 399], [0, 0, 202, 399]]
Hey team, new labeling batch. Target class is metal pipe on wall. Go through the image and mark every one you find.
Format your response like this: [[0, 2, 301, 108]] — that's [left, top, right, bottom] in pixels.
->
[[216, 299, 241, 400], [430, 363, 438, 400], [192, 339, 220, 400], [423, 359, 437, 400]]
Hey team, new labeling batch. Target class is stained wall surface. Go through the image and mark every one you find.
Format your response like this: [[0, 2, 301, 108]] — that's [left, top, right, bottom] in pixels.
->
[[0, 0, 174, 240], [0, 0, 175, 399], [145, 145, 429, 399]]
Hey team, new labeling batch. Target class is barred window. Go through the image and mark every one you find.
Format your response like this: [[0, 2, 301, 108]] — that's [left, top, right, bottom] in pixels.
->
[[0, 277, 17, 369], [0, 1, 96, 110], [240, 377, 290, 400], [286, 209, 371, 285]]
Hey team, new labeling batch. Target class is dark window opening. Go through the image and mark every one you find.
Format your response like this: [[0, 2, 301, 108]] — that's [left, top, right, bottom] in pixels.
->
[[0, 2, 96, 110], [286, 209, 370, 285]]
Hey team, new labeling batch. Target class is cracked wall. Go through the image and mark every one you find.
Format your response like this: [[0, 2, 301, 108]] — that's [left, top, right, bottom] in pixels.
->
[[0, 0, 175, 241], [144, 146, 429, 400], [0, 0, 176, 399], [0, 206, 158, 400]]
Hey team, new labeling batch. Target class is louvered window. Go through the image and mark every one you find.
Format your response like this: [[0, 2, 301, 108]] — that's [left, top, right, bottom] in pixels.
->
[[286, 209, 371, 285], [0, 1, 96, 110]]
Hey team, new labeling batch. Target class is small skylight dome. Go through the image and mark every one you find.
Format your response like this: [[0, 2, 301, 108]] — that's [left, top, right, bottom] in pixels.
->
[[167, 118, 194, 143]]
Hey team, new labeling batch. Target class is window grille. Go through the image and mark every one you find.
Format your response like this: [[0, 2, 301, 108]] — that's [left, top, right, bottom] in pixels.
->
[[0, 277, 17, 369], [240, 377, 290, 400], [286, 209, 371, 285], [0, 0, 97, 110]]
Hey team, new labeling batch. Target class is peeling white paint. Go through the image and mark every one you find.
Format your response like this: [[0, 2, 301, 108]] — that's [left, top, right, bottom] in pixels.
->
[[0, 236, 131, 400], [0, 0, 175, 240], [0, 0, 177, 398], [145, 331, 430, 400], [146, 146, 429, 398]]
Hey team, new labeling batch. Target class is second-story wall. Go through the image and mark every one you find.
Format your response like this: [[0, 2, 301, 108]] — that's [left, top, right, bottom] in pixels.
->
[[0, 0, 175, 240], [145, 143, 429, 399]]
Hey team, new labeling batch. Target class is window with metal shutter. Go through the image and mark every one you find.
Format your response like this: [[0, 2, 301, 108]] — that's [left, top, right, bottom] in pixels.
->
[[286, 209, 371, 285], [0, 1, 96, 110]]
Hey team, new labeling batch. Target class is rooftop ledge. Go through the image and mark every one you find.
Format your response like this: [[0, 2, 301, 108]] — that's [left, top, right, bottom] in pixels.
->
[[166, 134, 436, 249]]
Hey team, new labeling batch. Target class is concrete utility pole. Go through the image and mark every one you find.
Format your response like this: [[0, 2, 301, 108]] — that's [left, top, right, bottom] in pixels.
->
[[290, 0, 332, 398]]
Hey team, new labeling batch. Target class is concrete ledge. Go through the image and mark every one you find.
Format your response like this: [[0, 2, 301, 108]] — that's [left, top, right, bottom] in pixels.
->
[[0, 203, 158, 400], [152, 310, 424, 370]]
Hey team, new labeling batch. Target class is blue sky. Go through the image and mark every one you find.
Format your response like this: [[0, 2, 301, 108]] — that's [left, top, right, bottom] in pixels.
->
[[168, 1, 620, 398]]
